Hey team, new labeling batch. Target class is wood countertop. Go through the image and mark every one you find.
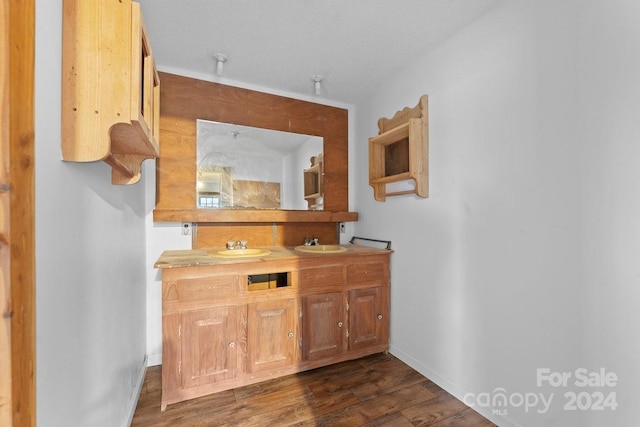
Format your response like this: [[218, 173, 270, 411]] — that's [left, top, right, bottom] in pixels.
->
[[154, 244, 391, 269]]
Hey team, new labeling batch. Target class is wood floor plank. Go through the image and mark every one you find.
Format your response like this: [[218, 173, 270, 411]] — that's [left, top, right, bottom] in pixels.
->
[[350, 360, 429, 401], [351, 380, 437, 421], [228, 392, 355, 427], [362, 412, 416, 427], [305, 363, 371, 398], [131, 354, 497, 427], [401, 391, 471, 426], [428, 407, 497, 427], [292, 402, 370, 427]]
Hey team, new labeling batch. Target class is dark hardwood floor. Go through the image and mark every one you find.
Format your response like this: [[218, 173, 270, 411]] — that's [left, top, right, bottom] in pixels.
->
[[131, 353, 496, 427]]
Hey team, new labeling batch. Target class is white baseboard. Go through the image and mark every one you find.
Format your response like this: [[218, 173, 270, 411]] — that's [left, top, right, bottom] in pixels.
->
[[123, 355, 148, 427], [147, 352, 162, 367]]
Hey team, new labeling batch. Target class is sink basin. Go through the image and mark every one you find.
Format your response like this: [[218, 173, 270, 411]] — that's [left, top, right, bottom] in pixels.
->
[[212, 248, 271, 258], [294, 245, 347, 254]]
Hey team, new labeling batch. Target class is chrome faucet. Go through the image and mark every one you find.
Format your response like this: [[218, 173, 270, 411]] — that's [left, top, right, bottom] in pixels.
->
[[303, 237, 319, 246], [227, 240, 248, 250]]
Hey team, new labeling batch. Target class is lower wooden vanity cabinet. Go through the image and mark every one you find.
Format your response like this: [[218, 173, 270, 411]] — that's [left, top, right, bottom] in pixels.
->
[[348, 287, 388, 350], [181, 305, 241, 389], [247, 298, 298, 373], [299, 262, 390, 361], [301, 292, 345, 360], [157, 248, 390, 410], [347, 262, 390, 351]]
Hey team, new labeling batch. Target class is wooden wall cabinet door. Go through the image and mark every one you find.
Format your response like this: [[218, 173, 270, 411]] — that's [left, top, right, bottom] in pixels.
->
[[302, 292, 346, 360], [181, 306, 240, 390], [247, 298, 297, 373], [348, 287, 389, 351], [128, 1, 160, 155]]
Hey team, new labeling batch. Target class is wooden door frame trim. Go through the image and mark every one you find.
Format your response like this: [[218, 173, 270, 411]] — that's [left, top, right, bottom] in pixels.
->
[[2, 0, 36, 425]]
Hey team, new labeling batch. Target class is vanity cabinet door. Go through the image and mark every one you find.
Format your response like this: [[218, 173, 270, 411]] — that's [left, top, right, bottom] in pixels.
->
[[348, 287, 389, 351], [181, 306, 240, 390], [247, 298, 297, 373], [302, 292, 346, 361]]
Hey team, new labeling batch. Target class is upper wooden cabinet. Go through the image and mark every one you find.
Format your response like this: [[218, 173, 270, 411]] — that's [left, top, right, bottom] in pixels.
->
[[62, 0, 160, 185]]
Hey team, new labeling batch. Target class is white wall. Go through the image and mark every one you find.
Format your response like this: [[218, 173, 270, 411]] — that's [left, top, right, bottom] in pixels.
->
[[578, 1, 640, 426], [36, 1, 150, 425], [353, 0, 639, 426]]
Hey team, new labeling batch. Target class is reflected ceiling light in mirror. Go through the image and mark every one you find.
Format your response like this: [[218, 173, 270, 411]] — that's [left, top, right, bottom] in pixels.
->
[[214, 53, 228, 76], [312, 74, 323, 95]]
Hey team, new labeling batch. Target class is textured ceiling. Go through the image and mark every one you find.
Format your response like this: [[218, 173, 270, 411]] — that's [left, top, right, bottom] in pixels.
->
[[137, 0, 503, 105]]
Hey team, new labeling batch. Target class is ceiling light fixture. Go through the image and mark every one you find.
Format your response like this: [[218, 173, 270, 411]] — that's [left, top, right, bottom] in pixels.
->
[[312, 74, 323, 95], [214, 53, 228, 76]]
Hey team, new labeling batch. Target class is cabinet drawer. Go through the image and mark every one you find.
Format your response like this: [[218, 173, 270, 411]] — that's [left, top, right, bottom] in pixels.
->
[[299, 265, 345, 289], [177, 276, 240, 302], [347, 263, 386, 284]]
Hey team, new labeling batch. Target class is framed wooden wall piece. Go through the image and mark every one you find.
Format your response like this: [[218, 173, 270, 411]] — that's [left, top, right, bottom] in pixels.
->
[[369, 95, 428, 201]]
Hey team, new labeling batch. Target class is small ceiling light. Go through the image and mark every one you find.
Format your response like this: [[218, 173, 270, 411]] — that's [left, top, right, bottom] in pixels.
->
[[214, 53, 228, 76], [312, 74, 323, 95]]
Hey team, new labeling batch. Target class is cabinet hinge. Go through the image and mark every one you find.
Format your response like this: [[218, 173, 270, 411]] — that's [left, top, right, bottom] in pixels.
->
[[346, 303, 349, 311], [178, 325, 182, 337], [178, 361, 181, 374], [346, 329, 350, 338], [298, 338, 303, 348], [299, 308, 303, 318]]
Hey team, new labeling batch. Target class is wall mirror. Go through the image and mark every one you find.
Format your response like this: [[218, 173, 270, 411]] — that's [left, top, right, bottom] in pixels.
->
[[196, 119, 323, 210]]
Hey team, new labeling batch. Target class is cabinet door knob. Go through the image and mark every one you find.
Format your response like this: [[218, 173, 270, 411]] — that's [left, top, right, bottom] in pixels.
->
[[377, 314, 383, 320], [288, 331, 294, 338], [229, 341, 235, 348], [337, 321, 343, 328]]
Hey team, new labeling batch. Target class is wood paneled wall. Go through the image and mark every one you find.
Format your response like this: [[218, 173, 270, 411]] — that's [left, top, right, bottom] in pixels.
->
[[194, 222, 337, 248], [155, 73, 356, 247]]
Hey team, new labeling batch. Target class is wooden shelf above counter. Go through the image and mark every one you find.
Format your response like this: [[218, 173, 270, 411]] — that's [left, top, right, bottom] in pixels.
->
[[153, 208, 358, 223]]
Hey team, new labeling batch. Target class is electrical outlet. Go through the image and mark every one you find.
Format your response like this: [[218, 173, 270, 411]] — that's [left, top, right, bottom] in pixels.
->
[[182, 222, 191, 235], [339, 222, 346, 233]]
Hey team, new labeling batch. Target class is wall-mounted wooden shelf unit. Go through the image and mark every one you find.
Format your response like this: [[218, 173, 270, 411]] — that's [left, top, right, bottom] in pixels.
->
[[369, 95, 428, 201], [62, 0, 160, 185]]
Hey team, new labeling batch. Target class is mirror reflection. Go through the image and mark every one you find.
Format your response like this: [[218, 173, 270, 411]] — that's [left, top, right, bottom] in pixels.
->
[[196, 119, 324, 210]]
